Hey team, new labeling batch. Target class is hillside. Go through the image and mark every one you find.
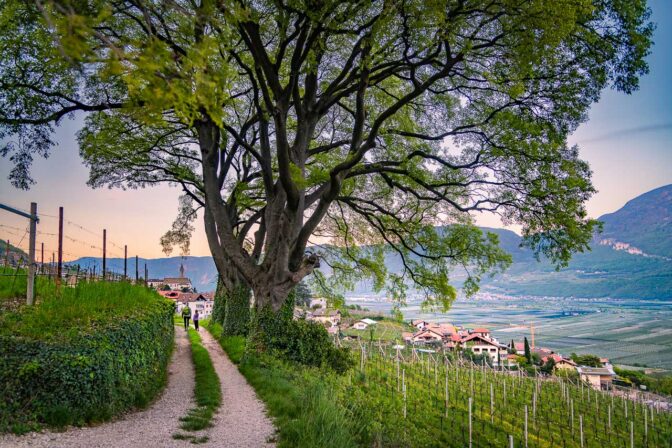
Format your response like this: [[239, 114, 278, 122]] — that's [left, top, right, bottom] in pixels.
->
[[598, 184, 672, 259]]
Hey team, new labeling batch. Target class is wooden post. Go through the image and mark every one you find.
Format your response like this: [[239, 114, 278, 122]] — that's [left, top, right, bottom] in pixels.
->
[[55, 206, 63, 290], [490, 383, 494, 424], [524, 405, 528, 448], [468, 396, 473, 448], [144, 263, 148, 286], [509, 435, 514, 448], [102, 229, 106, 281], [135, 255, 139, 284], [41, 242, 44, 272], [26, 202, 37, 305], [579, 415, 584, 448], [123, 245, 127, 280]]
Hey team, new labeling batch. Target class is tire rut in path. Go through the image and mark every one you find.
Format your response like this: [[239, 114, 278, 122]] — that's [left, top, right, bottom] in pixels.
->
[[196, 327, 276, 447]]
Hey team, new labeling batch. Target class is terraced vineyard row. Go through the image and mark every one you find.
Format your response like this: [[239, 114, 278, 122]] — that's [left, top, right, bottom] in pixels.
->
[[342, 346, 672, 447]]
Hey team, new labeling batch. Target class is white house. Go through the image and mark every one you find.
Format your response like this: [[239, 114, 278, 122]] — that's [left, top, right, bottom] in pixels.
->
[[577, 366, 616, 390], [163, 277, 193, 291], [460, 333, 508, 366], [176, 293, 215, 319], [351, 318, 377, 330], [308, 308, 341, 328], [412, 320, 429, 330], [309, 298, 328, 309]]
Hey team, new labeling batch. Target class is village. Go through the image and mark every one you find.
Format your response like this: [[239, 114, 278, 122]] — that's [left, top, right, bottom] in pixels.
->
[[291, 297, 624, 392]]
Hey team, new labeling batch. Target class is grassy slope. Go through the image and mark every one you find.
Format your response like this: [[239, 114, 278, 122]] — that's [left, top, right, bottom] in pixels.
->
[[204, 320, 362, 448], [0, 279, 169, 340]]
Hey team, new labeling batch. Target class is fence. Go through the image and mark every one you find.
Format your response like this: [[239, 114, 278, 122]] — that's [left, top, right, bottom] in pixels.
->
[[1, 202, 152, 301]]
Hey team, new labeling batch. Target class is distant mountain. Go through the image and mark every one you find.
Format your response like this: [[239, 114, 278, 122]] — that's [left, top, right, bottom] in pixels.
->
[[68, 185, 672, 299], [483, 184, 672, 299], [68, 256, 218, 292], [0, 242, 28, 265], [598, 184, 672, 259]]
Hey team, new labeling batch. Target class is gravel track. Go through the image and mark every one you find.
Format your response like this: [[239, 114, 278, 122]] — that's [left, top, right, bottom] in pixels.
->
[[0, 326, 277, 448], [198, 327, 276, 447]]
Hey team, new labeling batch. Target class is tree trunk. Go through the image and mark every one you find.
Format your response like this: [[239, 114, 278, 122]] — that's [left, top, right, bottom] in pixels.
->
[[215, 262, 251, 336]]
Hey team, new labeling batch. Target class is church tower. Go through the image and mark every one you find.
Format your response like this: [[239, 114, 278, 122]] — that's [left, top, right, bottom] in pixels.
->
[[179, 262, 185, 278]]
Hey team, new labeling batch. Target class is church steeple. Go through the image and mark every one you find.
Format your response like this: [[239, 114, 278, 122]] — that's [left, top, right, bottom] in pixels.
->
[[179, 263, 185, 278]]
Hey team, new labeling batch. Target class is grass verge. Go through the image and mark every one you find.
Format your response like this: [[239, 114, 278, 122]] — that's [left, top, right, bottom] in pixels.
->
[[203, 319, 361, 448], [173, 327, 222, 444]]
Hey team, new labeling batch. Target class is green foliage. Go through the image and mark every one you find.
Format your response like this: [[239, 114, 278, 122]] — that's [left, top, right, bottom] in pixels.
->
[[248, 304, 353, 374], [614, 367, 672, 396], [294, 281, 312, 307], [541, 358, 556, 375], [173, 328, 221, 443], [524, 337, 532, 364], [0, 282, 174, 432], [570, 353, 602, 367], [210, 278, 226, 325], [222, 284, 250, 337]]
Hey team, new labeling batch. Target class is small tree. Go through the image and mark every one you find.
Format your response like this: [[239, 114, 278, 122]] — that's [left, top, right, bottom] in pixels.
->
[[294, 281, 313, 307], [524, 337, 532, 364], [541, 358, 556, 375], [160, 284, 171, 291]]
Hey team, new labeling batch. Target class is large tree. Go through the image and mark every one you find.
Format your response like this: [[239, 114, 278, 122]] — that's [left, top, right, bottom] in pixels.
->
[[0, 0, 653, 313]]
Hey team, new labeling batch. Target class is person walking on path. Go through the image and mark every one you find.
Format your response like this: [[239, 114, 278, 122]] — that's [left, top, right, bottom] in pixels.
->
[[181, 304, 191, 330], [193, 310, 200, 332]]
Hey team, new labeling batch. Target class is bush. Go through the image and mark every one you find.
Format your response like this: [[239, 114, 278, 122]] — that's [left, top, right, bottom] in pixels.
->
[[0, 282, 175, 432], [248, 305, 353, 373]]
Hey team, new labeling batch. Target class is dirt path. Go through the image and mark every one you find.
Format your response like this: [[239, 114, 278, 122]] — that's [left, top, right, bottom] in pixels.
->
[[0, 328, 196, 448], [0, 327, 277, 448], [197, 327, 276, 447]]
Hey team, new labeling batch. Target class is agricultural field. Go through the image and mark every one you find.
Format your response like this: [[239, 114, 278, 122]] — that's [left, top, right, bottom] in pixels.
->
[[342, 318, 413, 342], [346, 294, 672, 370], [344, 345, 672, 447]]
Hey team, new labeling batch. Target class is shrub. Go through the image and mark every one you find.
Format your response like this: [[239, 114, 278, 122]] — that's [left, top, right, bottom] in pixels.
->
[[0, 282, 175, 432], [248, 305, 353, 373]]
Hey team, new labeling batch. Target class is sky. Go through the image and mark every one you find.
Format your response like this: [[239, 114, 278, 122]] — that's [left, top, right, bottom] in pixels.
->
[[1, 1, 671, 260]]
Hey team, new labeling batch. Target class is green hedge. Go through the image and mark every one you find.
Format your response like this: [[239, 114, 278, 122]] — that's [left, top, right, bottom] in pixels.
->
[[222, 283, 251, 336], [0, 282, 175, 433]]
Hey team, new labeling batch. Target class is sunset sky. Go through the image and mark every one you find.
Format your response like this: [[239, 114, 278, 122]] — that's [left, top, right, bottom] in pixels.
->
[[1, 0, 671, 261]]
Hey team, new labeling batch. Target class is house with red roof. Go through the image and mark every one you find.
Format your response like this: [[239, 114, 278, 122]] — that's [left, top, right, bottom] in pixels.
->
[[541, 353, 577, 371]]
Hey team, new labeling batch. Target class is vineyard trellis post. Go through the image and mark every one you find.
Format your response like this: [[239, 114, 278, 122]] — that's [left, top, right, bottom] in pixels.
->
[[27, 202, 37, 304], [57, 206, 63, 291], [102, 228, 106, 281], [124, 245, 128, 280], [0, 202, 39, 305], [135, 255, 139, 283]]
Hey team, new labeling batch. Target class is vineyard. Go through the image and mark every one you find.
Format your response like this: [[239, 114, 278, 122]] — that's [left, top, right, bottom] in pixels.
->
[[342, 345, 672, 448]]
